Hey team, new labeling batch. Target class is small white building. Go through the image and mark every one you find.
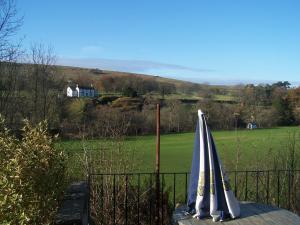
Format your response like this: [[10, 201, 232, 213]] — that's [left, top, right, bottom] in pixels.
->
[[67, 84, 96, 98], [247, 122, 257, 130], [67, 86, 77, 97]]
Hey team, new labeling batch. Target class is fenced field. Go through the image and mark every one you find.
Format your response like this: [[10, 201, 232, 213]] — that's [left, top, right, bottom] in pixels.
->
[[58, 126, 300, 174]]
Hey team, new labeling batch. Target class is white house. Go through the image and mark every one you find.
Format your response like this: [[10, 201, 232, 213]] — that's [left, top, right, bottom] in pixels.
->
[[67, 86, 77, 97], [67, 84, 96, 98]]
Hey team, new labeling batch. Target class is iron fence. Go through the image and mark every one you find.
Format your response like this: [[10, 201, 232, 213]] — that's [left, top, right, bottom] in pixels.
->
[[87, 170, 300, 225]]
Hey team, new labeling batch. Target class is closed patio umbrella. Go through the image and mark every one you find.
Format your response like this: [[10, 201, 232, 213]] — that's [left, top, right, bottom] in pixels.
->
[[187, 110, 240, 222]]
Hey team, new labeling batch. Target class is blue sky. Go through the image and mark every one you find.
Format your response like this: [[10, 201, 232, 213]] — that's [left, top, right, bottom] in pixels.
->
[[17, 0, 300, 85]]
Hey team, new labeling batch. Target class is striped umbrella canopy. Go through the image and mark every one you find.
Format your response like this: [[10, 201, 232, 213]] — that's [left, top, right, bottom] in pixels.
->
[[187, 110, 240, 222]]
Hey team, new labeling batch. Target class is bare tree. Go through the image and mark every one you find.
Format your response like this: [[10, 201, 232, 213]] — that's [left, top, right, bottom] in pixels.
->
[[28, 43, 58, 123], [0, 0, 23, 61], [0, 62, 20, 117], [0, 0, 23, 127]]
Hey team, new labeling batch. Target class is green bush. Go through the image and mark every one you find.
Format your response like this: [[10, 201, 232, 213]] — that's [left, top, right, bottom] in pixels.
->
[[0, 116, 66, 224], [99, 95, 119, 104], [122, 87, 138, 97]]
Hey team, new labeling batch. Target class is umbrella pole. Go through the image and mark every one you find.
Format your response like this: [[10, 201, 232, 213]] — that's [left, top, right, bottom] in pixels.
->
[[155, 103, 160, 225]]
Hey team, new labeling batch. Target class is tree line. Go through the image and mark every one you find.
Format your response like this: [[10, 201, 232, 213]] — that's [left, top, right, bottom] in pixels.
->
[[61, 81, 300, 139]]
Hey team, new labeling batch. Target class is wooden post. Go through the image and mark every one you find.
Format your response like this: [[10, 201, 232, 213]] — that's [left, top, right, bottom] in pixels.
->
[[155, 104, 160, 225], [156, 104, 160, 174]]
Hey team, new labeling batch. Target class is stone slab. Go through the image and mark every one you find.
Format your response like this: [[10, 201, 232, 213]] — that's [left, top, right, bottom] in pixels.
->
[[172, 202, 300, 225]]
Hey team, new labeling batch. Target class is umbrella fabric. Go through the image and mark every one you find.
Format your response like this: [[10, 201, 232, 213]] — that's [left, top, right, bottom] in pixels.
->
[[187, 110, 240, 221]]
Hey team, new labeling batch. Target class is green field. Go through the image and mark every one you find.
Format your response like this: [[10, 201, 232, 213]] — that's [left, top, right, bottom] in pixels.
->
[[58, 126, 300, 174]]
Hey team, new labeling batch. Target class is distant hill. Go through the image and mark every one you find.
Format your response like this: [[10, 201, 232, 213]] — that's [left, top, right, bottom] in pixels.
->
[[56, 65, 200, 87], [54, 65, 241, 102]]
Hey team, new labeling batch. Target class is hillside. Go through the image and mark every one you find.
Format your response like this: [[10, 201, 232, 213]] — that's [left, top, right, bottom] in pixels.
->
[[56, 65, 200, 87], [54, 65, 241, 101]]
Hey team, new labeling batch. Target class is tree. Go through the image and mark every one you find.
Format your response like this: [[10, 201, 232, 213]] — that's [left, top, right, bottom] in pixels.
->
[[0, 0, 23, 61], [74, 75, 93, 87], [272, 95, 294, 125], [0, 62, 22, 123], [161, 99, 188, 132], [98, 76, 116, 93], [158, 82, 176, 98], [272, 81, 291, 90], [287, 87, 300, 125], [28, 43, 58, 123], [0, 0, 23, 128], [122, 86, 138, 97]]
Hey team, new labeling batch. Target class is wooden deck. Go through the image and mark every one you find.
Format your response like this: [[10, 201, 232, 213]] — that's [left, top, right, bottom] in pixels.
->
[[172, 202, 300, 225]]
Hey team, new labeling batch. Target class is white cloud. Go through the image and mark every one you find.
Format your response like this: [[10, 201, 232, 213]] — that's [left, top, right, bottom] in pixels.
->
[[56, 57, 213, 74]]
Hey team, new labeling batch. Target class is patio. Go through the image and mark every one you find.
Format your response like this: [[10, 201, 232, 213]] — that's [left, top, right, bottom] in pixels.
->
[[173, 201, 300, 225]]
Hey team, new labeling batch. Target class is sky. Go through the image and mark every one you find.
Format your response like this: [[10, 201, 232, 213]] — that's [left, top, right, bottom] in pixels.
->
[[16, 0, 300, 85]]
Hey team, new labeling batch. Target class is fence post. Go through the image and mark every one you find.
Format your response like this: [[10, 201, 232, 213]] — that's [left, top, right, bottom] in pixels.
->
[[125, 175, 128, 225], [256, 171, 259, 202], [288, 170, 291, 210], [234, 171, 237, 197], [155, 104, 160, 225], [161, 174, 164, 225], [113, 174, 116, 225], [173, 173, 176, 210], [277, 170, 280, 207], [87, 174, 91, 225], [245, 171, 248, 201], [185, 172, 188, 203], [266, 171, 269, 205], [137, 174, 140, 225], [149, 174, 153, 225]]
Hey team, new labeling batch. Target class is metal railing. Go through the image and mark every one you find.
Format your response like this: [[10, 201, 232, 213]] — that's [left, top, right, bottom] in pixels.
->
[[87, 170, 300, 225]]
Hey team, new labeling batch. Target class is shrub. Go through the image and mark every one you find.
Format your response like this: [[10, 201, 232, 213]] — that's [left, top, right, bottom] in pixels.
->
[[122, 87, 138, 97], [0, 116, 66, 224], [111, 97, 143, 111], [99, 95, 119, 105]]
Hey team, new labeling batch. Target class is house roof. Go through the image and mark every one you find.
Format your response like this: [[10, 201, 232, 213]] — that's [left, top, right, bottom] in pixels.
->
[[68, 86, 77, 91], [77, 86, 95, 90], [68, 85, 95, 90]]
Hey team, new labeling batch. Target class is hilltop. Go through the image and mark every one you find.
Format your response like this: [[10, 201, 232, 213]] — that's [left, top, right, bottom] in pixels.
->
[[54, 65, 240, 102]]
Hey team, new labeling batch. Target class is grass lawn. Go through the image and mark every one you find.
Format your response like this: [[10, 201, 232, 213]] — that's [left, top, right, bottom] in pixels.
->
[[58, 126, 300, 205], [57, 126, 300, 173]]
